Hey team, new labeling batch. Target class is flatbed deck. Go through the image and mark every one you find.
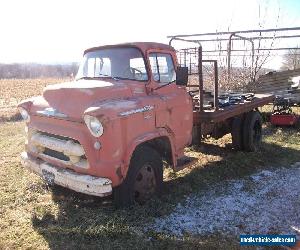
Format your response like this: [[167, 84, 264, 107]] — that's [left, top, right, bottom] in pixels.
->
[[193, 94, 274, 124]]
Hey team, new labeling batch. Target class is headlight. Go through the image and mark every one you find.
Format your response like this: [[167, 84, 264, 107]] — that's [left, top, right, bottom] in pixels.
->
[[18, 107, 30, 122], [83, 115, 104, 137]]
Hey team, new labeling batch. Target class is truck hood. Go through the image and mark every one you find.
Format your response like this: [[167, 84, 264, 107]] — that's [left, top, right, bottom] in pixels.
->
[[36, 79, 133, 120]]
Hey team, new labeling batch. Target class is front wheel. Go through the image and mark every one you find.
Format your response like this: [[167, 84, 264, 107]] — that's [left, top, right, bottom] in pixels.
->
[[295, 117, 300, 129], [113, 145, 163, 207]]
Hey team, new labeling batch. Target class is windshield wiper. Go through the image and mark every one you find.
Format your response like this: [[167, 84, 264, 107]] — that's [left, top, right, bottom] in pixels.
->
[[76, 76, 96, 80], [77, 74, 120, 81]]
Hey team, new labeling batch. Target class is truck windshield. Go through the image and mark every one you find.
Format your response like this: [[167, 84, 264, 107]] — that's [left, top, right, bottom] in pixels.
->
[[76, 47, 148, 81]]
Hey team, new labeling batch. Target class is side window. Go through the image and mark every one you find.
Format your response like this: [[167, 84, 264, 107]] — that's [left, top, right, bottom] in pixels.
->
[[149, 55, 159, 81], [149, 53, 176, 84], [130, 58, 148, 80]]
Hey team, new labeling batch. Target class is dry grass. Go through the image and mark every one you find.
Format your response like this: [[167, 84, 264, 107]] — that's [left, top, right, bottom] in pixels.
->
[[0, 78, 69, 122], [0, 78, 300, 249], [0, 120, 299, 249]]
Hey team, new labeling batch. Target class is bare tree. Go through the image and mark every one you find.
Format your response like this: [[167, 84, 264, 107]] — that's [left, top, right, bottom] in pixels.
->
[[248, 1, 280, 83], [214, 0, 281, 91], [281, 48, 300, 70]]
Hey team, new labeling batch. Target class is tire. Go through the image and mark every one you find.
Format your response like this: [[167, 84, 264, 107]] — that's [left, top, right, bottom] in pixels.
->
[[113, 145, 163, 207], [243, 111, 263, 152], [231, 115, 244, 150], [295, 117, 300, 129]]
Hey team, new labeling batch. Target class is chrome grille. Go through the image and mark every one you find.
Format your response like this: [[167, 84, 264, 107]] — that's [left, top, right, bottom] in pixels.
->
[[26, 128, 89, 169]]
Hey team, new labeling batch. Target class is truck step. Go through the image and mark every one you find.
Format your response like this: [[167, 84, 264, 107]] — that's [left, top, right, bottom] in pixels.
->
[[174, 156, 198, 172]]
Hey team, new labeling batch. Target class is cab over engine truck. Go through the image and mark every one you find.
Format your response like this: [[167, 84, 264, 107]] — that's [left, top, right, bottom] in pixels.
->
[[18, 41, 273, 206]]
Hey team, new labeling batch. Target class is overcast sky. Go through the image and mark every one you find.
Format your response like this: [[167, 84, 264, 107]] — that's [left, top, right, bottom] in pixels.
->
[[0, 0, 299, 68]]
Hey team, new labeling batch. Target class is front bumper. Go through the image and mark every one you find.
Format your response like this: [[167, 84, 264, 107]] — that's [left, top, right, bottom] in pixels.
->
[[21, 152, 112, 197]]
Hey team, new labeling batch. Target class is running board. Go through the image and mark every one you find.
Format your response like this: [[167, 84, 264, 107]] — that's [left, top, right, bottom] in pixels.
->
[[174, 156, 198, 172]]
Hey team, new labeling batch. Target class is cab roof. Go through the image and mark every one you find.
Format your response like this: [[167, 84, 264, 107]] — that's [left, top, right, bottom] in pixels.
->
[[84, 42, 175, 54]]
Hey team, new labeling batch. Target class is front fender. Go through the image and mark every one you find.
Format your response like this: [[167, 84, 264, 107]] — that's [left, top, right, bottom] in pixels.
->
[[17, 97, 34, 111], [122, 128, 177, 177]]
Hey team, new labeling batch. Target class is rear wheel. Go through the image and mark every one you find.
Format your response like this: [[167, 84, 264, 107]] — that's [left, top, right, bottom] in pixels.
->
[[243, 111, 263, 152], [231, 115, 244, 150], [113, 145, 163, 207], [295, 117, 300, 129]]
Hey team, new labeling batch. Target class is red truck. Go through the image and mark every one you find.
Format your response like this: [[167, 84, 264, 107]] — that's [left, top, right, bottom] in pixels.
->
[[18, 42, 273, 206]]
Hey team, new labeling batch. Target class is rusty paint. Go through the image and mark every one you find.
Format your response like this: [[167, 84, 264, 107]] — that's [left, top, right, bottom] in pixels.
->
[[17, 41, 271, 197], [18, 42, 190, 189]]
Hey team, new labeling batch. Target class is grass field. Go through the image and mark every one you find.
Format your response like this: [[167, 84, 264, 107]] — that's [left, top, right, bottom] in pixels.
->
[[0, 78, 69, 122], [0, 79, 300, 249]]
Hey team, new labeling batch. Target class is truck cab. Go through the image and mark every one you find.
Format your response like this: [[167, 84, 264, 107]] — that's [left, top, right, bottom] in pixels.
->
[[18, 42, 193, 206]]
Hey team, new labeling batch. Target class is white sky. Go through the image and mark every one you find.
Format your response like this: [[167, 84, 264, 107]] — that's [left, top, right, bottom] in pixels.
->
[[0, 0, 299, 69]]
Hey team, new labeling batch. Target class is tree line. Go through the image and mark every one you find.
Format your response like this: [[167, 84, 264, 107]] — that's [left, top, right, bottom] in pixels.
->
[[0, 48, 299, 80], [0, 63, 78, 79], [281, 48, 300, 70]]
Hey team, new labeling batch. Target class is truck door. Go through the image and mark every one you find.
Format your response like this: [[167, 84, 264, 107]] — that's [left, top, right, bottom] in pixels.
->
[[149, 52, 193, 152]]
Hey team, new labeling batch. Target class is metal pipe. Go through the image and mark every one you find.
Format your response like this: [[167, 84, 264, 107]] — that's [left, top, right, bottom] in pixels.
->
[[198, 46, 204, 112], [189, 54, 192, 74], [197, 46, 204, 145], [227, 33, 234, 85], [168, 37, 175, 45], [202, 59, 219, 111], [167, 26, 300, 39], [230, 34, 255, 82], [169, 37, 202, 46], [187, 53, 300, 57], [177, 47, 300, 54], [171, 34, 300, 43], [214, 61, 219, 111], [199, 47, 300, 53]]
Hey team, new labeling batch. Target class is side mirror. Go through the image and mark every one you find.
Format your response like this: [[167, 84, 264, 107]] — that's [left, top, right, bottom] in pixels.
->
[[176, 67, 188, 86]]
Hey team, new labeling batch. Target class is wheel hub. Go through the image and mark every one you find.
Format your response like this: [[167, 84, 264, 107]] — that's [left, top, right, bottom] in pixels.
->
[[134, 164, 156, 203]]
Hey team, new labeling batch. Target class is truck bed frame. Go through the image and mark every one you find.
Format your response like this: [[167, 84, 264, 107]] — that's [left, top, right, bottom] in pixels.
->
[[169, 39, 274, 141]]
